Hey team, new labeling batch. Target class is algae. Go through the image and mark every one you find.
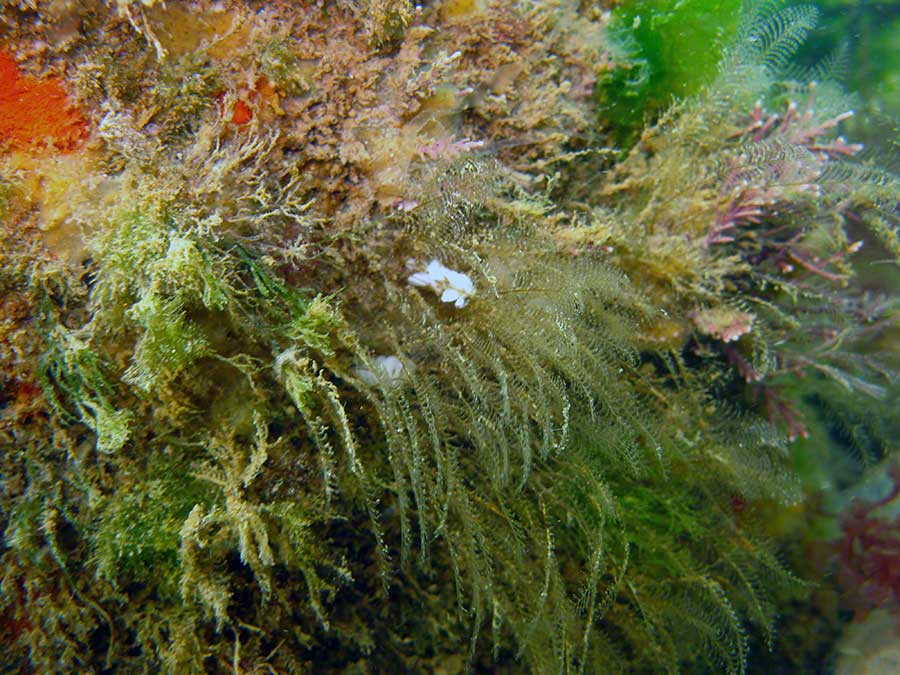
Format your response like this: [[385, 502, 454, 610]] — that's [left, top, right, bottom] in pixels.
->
[[0, 1, 898, 673]]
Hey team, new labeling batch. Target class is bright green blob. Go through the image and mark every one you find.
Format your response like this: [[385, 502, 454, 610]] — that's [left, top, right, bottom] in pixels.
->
[[601, 0, 742, 145]]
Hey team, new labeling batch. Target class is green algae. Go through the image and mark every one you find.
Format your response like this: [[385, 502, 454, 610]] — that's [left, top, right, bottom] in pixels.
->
[[600, 0, 743, 146], [0, 2, 898, 673]]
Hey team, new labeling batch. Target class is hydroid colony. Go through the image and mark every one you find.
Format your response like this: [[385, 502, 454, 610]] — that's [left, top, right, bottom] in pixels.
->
[[0, 1, 897, 673]]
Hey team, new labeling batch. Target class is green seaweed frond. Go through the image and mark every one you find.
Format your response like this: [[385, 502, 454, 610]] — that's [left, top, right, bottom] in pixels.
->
[[38, 325, 134, 453]]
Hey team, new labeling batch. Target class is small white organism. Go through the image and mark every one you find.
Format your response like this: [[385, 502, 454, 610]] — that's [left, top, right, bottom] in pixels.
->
[[354, 355, 408, 386], [407, 259, 475, 308]]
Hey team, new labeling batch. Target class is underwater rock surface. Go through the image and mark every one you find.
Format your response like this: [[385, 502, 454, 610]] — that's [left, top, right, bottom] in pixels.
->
[[0, 1, 898, 673]]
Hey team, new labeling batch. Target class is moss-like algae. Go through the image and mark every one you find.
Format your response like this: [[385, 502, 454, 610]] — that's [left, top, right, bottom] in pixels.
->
[[0, 1, 898, 674]]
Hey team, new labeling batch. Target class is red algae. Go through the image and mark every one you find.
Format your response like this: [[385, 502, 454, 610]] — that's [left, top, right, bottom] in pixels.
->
[[230, 99, 253, 125], [0, 51, 87, 154]]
